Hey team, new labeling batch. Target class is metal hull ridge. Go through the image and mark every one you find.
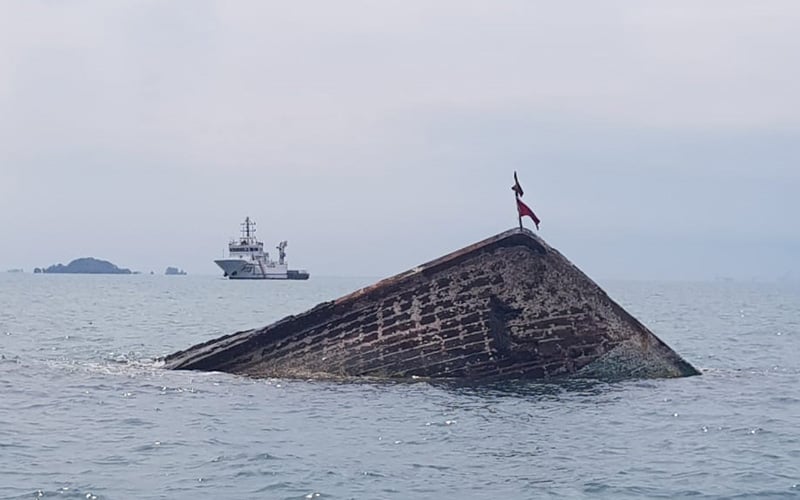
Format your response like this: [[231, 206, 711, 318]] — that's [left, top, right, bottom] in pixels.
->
[[215, 217, 309, 280]]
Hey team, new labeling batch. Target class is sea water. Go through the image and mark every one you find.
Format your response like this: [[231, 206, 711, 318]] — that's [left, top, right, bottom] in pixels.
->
[[0, 274, 798, 499]]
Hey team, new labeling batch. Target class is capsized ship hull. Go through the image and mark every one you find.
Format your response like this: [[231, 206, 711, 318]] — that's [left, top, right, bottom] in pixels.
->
[[168, 228, 698, 381]]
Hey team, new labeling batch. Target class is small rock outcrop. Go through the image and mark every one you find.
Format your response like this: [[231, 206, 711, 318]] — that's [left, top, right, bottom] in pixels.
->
[[164, 228, 699, 381]]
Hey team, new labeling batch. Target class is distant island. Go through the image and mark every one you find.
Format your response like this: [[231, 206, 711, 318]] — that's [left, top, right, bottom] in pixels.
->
[[165, 266, 187, 276], [34, 257, 132, 274]]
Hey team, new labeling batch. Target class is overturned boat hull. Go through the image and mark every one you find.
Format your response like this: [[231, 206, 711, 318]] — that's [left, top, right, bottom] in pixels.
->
[[165, 229, 699, 381]]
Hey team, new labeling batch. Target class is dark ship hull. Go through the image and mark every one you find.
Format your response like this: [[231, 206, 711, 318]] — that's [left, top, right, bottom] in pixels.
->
[[165, 228, 699, 381], [287, 270, 310, 280]]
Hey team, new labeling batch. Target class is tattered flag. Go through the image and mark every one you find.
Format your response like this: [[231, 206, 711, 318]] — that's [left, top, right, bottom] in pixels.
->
[[517, 197, 541, 230]]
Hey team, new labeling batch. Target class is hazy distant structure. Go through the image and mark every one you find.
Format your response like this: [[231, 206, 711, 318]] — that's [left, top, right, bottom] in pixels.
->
[[165, 229, 699, 381], [37, 257, 132, 274], [214, 217, 309, 280], [165, 267, 187, 276]]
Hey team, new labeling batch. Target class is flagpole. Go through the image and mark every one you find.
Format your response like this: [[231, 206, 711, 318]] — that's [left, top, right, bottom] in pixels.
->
[[512, 171, 540, 231], [513, 171, 523, 229]]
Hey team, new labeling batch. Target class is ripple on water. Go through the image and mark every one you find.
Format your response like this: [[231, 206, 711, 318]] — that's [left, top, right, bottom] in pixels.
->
[[2, 277, 800, 498], [9, 488, 102, 500]]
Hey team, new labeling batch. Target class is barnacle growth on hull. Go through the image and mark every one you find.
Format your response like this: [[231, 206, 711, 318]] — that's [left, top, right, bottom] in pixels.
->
[[164, 228, 699, 381]]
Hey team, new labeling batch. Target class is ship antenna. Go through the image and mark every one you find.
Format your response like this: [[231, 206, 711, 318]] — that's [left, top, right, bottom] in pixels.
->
[[241, 217, 256, 240]]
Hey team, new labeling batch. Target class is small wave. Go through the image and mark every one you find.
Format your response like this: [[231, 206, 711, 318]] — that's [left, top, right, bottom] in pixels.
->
[[8, 487, 104, 500]]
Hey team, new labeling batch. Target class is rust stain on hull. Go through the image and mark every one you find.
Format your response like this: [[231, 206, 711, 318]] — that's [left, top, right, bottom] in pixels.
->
[[164, 228, 699, 381]]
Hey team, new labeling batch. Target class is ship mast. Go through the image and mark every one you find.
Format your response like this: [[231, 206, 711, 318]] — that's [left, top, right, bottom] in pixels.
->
[[241, 217, 256, 242]]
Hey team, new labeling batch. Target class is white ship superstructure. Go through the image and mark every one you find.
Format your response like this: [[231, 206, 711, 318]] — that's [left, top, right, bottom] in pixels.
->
[[214, 217, 309, 280]]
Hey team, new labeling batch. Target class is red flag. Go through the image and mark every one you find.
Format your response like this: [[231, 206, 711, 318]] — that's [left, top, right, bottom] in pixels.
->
[[512, 171, 524, 197], [517, 197, 540, 230]]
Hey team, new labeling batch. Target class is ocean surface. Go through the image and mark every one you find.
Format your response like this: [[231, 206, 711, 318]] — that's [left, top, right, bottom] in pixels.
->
[[0, 273, 798, 499]]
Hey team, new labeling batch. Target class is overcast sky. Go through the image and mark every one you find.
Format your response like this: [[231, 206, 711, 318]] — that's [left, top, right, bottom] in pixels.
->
[[1, 1, 798, 280]]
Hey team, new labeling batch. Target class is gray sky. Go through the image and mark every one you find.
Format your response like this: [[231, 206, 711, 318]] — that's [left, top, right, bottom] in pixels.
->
[[1, 1, 798, 280]]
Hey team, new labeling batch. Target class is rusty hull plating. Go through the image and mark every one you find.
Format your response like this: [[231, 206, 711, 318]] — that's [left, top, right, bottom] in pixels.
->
[[164, 228, 700, 381]]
